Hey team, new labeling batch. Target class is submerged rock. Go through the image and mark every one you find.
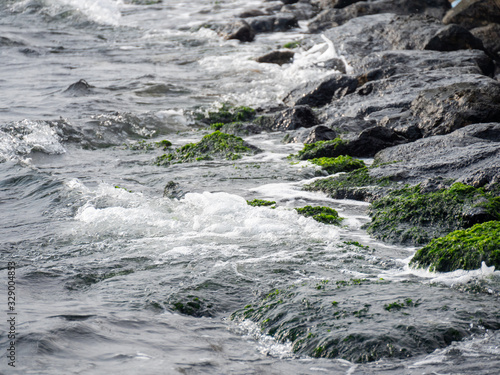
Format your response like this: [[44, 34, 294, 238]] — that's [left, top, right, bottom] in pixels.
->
[[155, 131, 261, 165], [64, 79, 93, 96]]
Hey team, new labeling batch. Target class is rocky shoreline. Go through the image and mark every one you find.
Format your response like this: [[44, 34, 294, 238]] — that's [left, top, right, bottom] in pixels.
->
[[172, 0, 500, 273]]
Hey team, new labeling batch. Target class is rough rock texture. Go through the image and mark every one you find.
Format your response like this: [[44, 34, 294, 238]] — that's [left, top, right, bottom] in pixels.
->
[[371, 123, 500, 188], [443, 0, 500, 29], [281, 2, 318, 20], [265, 105, 319, 131], [424, 24, 485, 51], [221, 20, 256, 42], [283, 74, 358, 107], [247, 14, 299, 33], [283, 125, 338, 144], [308, 0, 450, 32], [256, 50, 295, 65], [471, 23, 500, 55]]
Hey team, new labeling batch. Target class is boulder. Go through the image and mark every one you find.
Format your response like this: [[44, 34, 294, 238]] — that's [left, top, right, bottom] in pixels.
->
[[266, 105, 319, 131], [424, 24, 485, 51], [308, 0, 450, 32], [471, 23, 500, 55], [221, 20, 256, 42], [247, 14, 299, 33], [283, 74, 358, 107], [443, 0, 500, 29], [256, 50, 295, 65]]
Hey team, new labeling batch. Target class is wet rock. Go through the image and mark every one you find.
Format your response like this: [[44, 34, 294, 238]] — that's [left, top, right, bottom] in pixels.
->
[[64, 79, 93, 96], [283, 74, 358, 107], [443, 0, 500, 30], [238, 9, 267, 18], [424, 24, 485, 52], [371, 123, 500, 187], [410, 77, 500, 137], [316, 0, 365, 9], [247, 14, 299, 33], [266, 105, 319, 131], [308, 0, 450, 33], [256, 50, 295, 65], [283, 125, 337, 144], [315, 58, 347, 74], [0, 36, 25, 47], [281, 2, 318, 20], [221, 20, 255, 42], [163, 181, 185, 199], [471, 23, 500, 55]]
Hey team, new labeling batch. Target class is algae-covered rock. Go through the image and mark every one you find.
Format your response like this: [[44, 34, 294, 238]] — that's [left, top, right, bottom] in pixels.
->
[[410, 221, 500, 272], [304, 167, 393, 201], [247, 199, 276, 207], [155, 131, 260, 165], [197, 104, 256, 125], [296, 205, 344, 225], [367, 183, 500, 245], [309, 155, 365, 174], [232, 278, 498, 362]]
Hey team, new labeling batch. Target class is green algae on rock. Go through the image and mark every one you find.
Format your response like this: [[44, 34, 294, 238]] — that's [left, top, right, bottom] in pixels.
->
[[296, 205, 343, 225], [296, 138, 348, 160], [196, 103, 256, 125], [247, 199, 276, 207], [155, 131, 260, 165], [304, 167, 393, 201], [309, 155, 365, 174], [367, 183, 500, 245], [410, 221, 500, 272]]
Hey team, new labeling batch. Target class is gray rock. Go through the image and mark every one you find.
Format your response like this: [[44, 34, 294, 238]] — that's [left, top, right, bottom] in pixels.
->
[[256, 50, 295, 65], [371, 123, 500, 187], [281, 2, 318, 20], [221, 20, 256, 42], [443, 0, 500, 30], [247, 14, 299, 33], [283, 74, 358, 107], [266, 105, 319, 131], [314, 58, 347, 73], [283, 125, 338, 143], [424, 24, 485, 51], [471, 23, 500, 54], [308, 0, 450, 32]]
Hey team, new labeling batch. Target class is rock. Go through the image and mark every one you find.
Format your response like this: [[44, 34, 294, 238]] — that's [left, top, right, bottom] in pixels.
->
[[64, 79, 93, 96], [221, 20, 256, 42], [410, 77, 500, 137], [283, 74, 358, 107], [315, 58, 347, 74], [424, 24, 485, 51], [239, 9, 267, 18], [281, 0, 300, 4], [247, 14, 299, 33], [371, 122, 500, 186], [266, 105, 319, 131], [308, 0, 450, 32], [256, 50, 295, 65], [282, 125, 337, 143], [471, 23, 500, 54], [281, 2, 318, 20], [0, 36, 25, 46], [443, 0, 500, 30], [163, 181, 185, 199]]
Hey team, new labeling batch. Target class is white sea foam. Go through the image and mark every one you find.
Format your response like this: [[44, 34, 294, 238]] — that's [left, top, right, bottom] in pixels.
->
[[49, 0, 122, 25], [237, 320, 295, 359], [0, 120, 66, 162]]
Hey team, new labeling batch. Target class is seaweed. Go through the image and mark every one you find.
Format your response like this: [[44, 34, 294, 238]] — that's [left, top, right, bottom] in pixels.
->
[[247, 199, 276, 207], [296, 205, 343, 225], [309, 155, 365, 174], [409, 221, 500, 272], [155, 131, 258, 165]]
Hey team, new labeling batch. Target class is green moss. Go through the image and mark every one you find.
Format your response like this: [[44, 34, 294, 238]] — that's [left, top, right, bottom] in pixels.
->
[[247, 199, 276, 207], [197, 103, 256, 125], [210, 122, 224, 131], [367, 183, 500, 245], [384, 299, 417, 311], [155, 139, 172, 150], [310, 155, 365, 174], [171, 295, 213, 317], [296, 138, 348, 160], [303, 167, 392, 201], [296, 205, 343, 225], [283, 41, 301, 49], [155, 131, 258, 165], [410, 221, 500, 272]]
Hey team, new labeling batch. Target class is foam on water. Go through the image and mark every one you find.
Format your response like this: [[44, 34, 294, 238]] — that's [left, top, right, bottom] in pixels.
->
[[72, 183, 341, 243], [0, 119, 66, 162], [49, 0, 122, 25]]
